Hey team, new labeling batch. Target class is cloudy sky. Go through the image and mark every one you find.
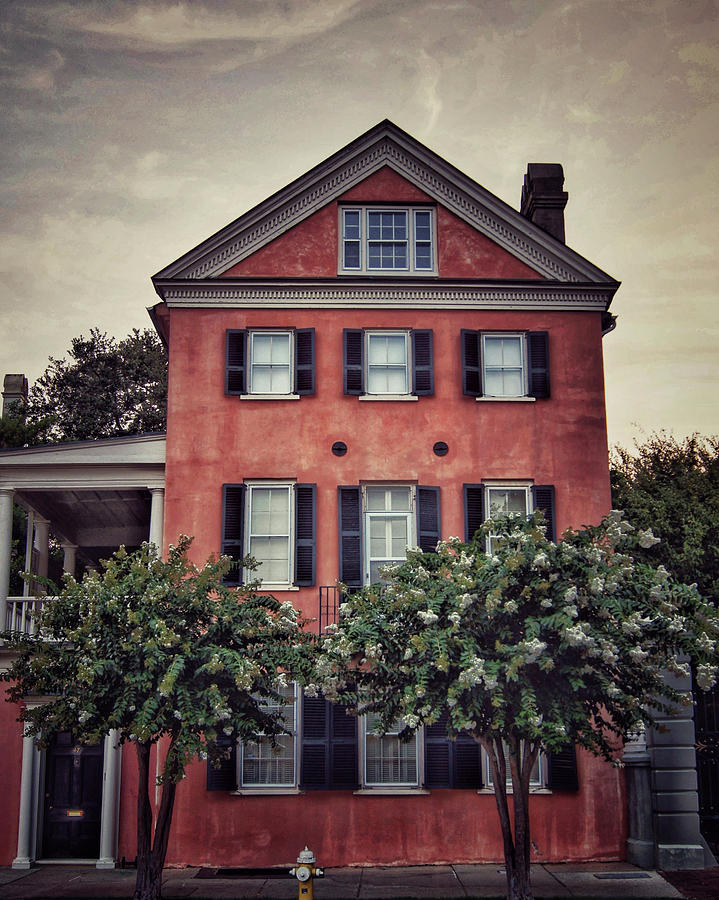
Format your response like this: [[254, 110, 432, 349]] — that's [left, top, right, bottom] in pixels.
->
[[1, 0, 717, 448]]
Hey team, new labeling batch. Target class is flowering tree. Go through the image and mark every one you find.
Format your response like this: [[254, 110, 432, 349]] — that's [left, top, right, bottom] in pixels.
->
[[2, 538, 314, 900], [321, 512, 719, 900]]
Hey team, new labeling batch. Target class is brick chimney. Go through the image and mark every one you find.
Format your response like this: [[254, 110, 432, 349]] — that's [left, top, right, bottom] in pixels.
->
[[2, 374, 28, 418], [520, 163, 568, 243]]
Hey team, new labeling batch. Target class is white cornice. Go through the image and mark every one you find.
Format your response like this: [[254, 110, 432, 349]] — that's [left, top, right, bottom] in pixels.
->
[[153, 122, 618, 287], [157, 280, 615, 311]]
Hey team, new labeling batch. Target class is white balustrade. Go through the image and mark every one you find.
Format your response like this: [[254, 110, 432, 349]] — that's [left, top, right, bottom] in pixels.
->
[[4, 596, 53, 636]]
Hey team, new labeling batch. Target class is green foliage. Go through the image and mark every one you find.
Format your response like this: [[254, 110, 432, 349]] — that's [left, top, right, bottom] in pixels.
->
[[26, 328, 167, 442], [0, 404, 51, 449], [322, 512, 719, 760], [611, 433, 719, 604], [2, 537, 315, 780]]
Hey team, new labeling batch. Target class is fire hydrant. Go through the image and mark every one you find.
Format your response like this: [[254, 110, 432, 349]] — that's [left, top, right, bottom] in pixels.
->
[[289, 846, 323, 900]]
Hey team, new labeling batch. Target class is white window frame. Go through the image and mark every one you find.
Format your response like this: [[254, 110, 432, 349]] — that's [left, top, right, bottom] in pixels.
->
[[364, 330, 411, 396], [481, 333, 527, 399], [244, 481, 295, 588], [362, 484, 416, 586], [360, 714, 421, 789], [484, 483, 532, 554], [483, 743, 545, 791], [248, 330, 294, 396], [238, 682, 299, 792], [339, 207, 436, 275]]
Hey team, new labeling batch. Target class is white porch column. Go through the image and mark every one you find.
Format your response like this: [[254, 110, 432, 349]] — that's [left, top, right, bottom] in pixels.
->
[[96, 730, 121, 869], [0, 487, 14, 632], [148, 488, 164, 553], [34, 517, 50, 580], [22, 509, 34, 597], [61, 542, 77, 578], [12, 722, 38, 869]]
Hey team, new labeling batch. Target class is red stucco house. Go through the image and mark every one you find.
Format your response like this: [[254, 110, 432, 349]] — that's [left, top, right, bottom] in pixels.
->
[[5, 121, 704, 871]]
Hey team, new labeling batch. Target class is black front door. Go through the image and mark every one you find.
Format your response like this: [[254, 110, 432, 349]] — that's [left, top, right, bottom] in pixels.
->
[[694, 679, 719, 851], [42, 732, 103, 859]]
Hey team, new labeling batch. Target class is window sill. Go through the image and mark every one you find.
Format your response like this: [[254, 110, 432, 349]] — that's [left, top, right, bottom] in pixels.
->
[[358, 394, 419, 402], [231, 787, 303, 796], [259, 584, 300, 592], [240, 394, 301, 401], [475, 396, 536, 403], [478, 787, 550, 795], [353, 788, 430, 796], [338, 270, 438, 278]]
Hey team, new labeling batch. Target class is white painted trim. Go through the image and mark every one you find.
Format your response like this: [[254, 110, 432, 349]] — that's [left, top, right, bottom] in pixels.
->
[[476, 396, 536, 403], [358, 395, 419, 402], [239, 394, 301, 401]]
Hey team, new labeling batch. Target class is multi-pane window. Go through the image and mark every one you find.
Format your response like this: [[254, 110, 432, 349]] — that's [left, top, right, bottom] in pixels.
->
[[340, 208, 435, 274], [485, 742, 543, 788], [364, 485, 414, 584], [241, 684, 297, 787], [246, 484, 293, 585], [249, 331, 292, 395], [482, 334, 525, 397], [486, 485, 530, 553], [364, 713, 419, 787], [366, 332, 410, 394]]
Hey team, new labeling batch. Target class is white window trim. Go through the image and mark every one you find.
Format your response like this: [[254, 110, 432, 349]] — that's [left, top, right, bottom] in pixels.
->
[[248, 330, 295, 397], [484, 482, 532, 554], [480, 746, 546, 793], [358, 716, 425, 792], [244, 481, 295, 588], [362, 484, 417, 586], [475, 396, 535, 403], [358, 395, 418, 402], [365, 330, 410, 397], [481, 332, 528, 399], [339, 207, 437, 275], [236, 683, 299, 793]]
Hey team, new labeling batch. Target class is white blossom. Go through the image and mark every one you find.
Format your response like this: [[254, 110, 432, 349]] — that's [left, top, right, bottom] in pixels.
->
[[417, 609, 439, 625], [638, 528, 661, 549]]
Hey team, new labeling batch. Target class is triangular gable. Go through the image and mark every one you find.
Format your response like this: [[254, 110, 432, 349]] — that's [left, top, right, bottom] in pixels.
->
[[153, 120, 616, 284], [219, 167, 541, 280]]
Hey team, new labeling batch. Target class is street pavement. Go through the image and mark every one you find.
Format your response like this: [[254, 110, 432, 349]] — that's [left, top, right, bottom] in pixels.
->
[[0, 861, 684, 898]]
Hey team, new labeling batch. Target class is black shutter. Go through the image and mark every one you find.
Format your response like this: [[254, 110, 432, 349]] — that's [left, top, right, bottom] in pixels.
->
[[338, 486, 362, 589], [226, 330, 247, 395], [463, 484, 485, 543], [295, 329, 315, 395], [547, 745, 579, 790], [206, 735, 237, 791], [424, 710, 482, 789], [527, 331, 550, 398], [343, 330, 364, 395], [294, 483, 316, 586], [221, 484, 245, 585], [461, 330, 482, 397], [417, 486, 440, 553], [411, 330, 434, 396], [532, 484, 556, 542], [301, 695, 358, 790]]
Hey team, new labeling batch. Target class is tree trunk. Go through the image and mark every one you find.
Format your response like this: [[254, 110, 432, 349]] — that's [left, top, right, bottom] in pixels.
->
[[132, 738, 181, 900]]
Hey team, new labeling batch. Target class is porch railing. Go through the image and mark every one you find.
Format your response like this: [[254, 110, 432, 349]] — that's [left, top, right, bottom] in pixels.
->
[[318, 585, 339, 633], [4, 596, 53, 637]]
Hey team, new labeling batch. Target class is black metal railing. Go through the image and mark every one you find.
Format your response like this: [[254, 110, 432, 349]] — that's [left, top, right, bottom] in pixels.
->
[[318, 585, 339, 633]]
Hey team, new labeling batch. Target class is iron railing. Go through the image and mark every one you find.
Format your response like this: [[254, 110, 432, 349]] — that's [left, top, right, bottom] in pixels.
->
[[318, 585, 339, 633]]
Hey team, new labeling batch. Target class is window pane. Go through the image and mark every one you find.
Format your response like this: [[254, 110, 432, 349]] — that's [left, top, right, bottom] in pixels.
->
[[385, 335, 406, 364], [344, 241, 360, 268], [369, 517, 387, 556], [414, 211, 431, 240], [368, 213, 382, 239], [488, 489, 528, 517], [502, 337, 522, 366], [484, 337, 503, 366], [252, 334, 273, 363], [502, 369, 523, 396], [385, 367, 408, 393], [366, 732, 417, 784], [389, 487, 411, 511], [343, 210, 360, 238], [390, 517, 408, 555], [367, 334, 386, 363], [366, 487, 387, 511], [415, 242, 432, 269]]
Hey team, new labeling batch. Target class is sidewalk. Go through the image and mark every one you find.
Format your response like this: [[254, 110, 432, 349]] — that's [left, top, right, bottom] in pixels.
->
[[0, 862, 684, 899]]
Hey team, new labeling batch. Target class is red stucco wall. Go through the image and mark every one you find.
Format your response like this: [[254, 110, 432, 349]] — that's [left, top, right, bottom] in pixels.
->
[[0, 690, 23, 865], [220, 167, 542, 280]]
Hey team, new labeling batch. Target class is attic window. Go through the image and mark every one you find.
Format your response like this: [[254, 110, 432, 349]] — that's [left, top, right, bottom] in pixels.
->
[[340, 207, 435, 275]]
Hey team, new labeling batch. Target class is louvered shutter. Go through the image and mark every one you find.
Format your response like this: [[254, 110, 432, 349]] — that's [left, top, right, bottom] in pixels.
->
[[424, 710, 482, 789], [301, 695, 358, 790], [295, 329, 315, 395], [461, 330, 482, 397], [338, 486, 362, 589], [454, 736, 483, 789], [532, 484, 556, 542], [343, 330, 364, 395], [527, 331, 550, 398], [221, 484, 245, 585], [547, 745, 579, 790], [417, 486, 440, 553], [411, 330, 434, 396], [294, 483, 316, 586], [206, 735, 237, 791], [463, 484, 485, 543], [226, 330, 247, 395]]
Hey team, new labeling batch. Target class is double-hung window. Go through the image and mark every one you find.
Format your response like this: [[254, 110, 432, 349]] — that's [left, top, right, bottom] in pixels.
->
[[461, 330, 549, 399], [364, 485, 415, 585], [363, 713, 419, 788], [343, 329, 433, 398], [485, 742, 543, 789], [246, 483, 293, 585], [240, 683, 297, 788], [226, 328, 315, 397], [486, 485, 531, 554], [340, 208, 435, 274], [463, 483, 556, 546]]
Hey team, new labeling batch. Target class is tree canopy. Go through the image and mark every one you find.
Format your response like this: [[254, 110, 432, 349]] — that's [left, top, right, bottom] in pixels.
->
[[611, 432, 719, 603], [3, 538, 315, 900], [25, 327, 167, 442], [321, 512, 719, 900]]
